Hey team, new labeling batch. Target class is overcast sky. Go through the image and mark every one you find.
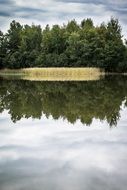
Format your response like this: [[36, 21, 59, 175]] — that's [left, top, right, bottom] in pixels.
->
[[0, 0, 127, 37]]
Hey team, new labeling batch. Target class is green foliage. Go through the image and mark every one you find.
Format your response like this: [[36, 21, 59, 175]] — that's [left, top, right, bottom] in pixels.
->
[[66, 19, 80, 33], [0, 31, 5, 68], [81, 18, 94, 29], [7, 20, 22, 53], [0, 18, 127, 71]]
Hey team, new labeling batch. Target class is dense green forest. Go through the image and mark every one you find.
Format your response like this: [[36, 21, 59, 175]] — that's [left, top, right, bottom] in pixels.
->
[[0, 75, 127, 126], [0, 18, 127, 72]]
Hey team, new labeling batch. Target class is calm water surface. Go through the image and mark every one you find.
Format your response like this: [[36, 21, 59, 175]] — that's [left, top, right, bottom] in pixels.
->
[[0, 75, 127, 190]]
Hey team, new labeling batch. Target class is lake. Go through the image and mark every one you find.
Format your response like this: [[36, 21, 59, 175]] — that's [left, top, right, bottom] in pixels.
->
[[0, 75, 127, 190]]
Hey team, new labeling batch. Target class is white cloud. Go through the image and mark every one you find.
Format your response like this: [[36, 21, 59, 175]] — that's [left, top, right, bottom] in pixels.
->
[[0, 0, 127, 36]]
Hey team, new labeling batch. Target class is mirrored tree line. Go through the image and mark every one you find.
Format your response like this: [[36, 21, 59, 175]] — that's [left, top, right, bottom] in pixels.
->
[[0, 76, 127, 126]]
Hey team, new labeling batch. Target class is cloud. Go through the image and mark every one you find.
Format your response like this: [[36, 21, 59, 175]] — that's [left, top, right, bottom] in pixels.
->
[[0, 0, 13, 5], [0, 0, 14, 16], [0, 0, 127, 37]]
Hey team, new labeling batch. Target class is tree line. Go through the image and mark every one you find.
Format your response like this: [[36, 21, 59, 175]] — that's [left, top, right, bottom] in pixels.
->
[[0, 18, 127, 72]]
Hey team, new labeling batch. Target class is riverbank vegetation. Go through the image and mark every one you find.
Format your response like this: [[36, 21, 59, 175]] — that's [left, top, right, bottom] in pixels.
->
[[0, 68, 103, 81], [0, 18, 127, 72]]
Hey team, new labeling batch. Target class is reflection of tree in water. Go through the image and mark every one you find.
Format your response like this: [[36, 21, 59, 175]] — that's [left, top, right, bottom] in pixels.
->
[[0, 76, 127, 127]]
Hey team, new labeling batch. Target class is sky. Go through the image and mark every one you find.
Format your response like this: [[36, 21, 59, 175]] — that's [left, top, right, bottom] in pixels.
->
[[0, 0, 127, 38]]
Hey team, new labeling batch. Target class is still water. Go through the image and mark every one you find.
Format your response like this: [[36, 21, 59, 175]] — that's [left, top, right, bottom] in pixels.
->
[[0, 75, 127, 190]]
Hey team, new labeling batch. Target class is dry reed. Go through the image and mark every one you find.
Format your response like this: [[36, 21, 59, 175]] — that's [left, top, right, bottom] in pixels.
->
[[0, 68, 104, 81]]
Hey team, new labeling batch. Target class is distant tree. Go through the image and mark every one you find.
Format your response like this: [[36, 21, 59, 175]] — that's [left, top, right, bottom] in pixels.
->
[[7, 20, 22, 53], [42, 25, 66, 55], [66, 32, 81, 66], [0, 31, 5, 68], [107, 17, 122, 40], [20, 24, 42, 52], [81, 18, 94, 29], [66, 20, 80, 33], [103, 18, 126, 71], [18, 24, 42, 68]]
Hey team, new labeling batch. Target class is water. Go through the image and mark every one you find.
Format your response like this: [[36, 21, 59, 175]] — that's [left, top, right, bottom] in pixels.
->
[[0, 75, 127, 190]]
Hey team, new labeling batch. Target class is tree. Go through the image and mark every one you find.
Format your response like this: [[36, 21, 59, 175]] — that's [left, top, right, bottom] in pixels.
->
[[103, 18, 126, 71], [66, 20, 79, 33], [7, 20, 22, 53], [18, 24, 42, 68], [81, 18, 94, 29], [0, 18, 127, 71], [0, 31, 6, 68]]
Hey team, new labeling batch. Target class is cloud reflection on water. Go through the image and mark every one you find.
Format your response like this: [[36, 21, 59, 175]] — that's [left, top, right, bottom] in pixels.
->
[[0, 108, 127, 190]]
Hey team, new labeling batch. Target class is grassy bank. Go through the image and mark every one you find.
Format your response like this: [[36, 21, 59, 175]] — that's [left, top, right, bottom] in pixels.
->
[[0, 68, 104, 81]]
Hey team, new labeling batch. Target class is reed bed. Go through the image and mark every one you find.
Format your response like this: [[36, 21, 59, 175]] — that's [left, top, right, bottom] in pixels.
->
[[0, 68, 104, 81]]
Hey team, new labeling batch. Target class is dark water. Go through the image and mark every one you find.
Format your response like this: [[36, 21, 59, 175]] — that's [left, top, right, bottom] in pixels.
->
[[0, 75, 127, 190]]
